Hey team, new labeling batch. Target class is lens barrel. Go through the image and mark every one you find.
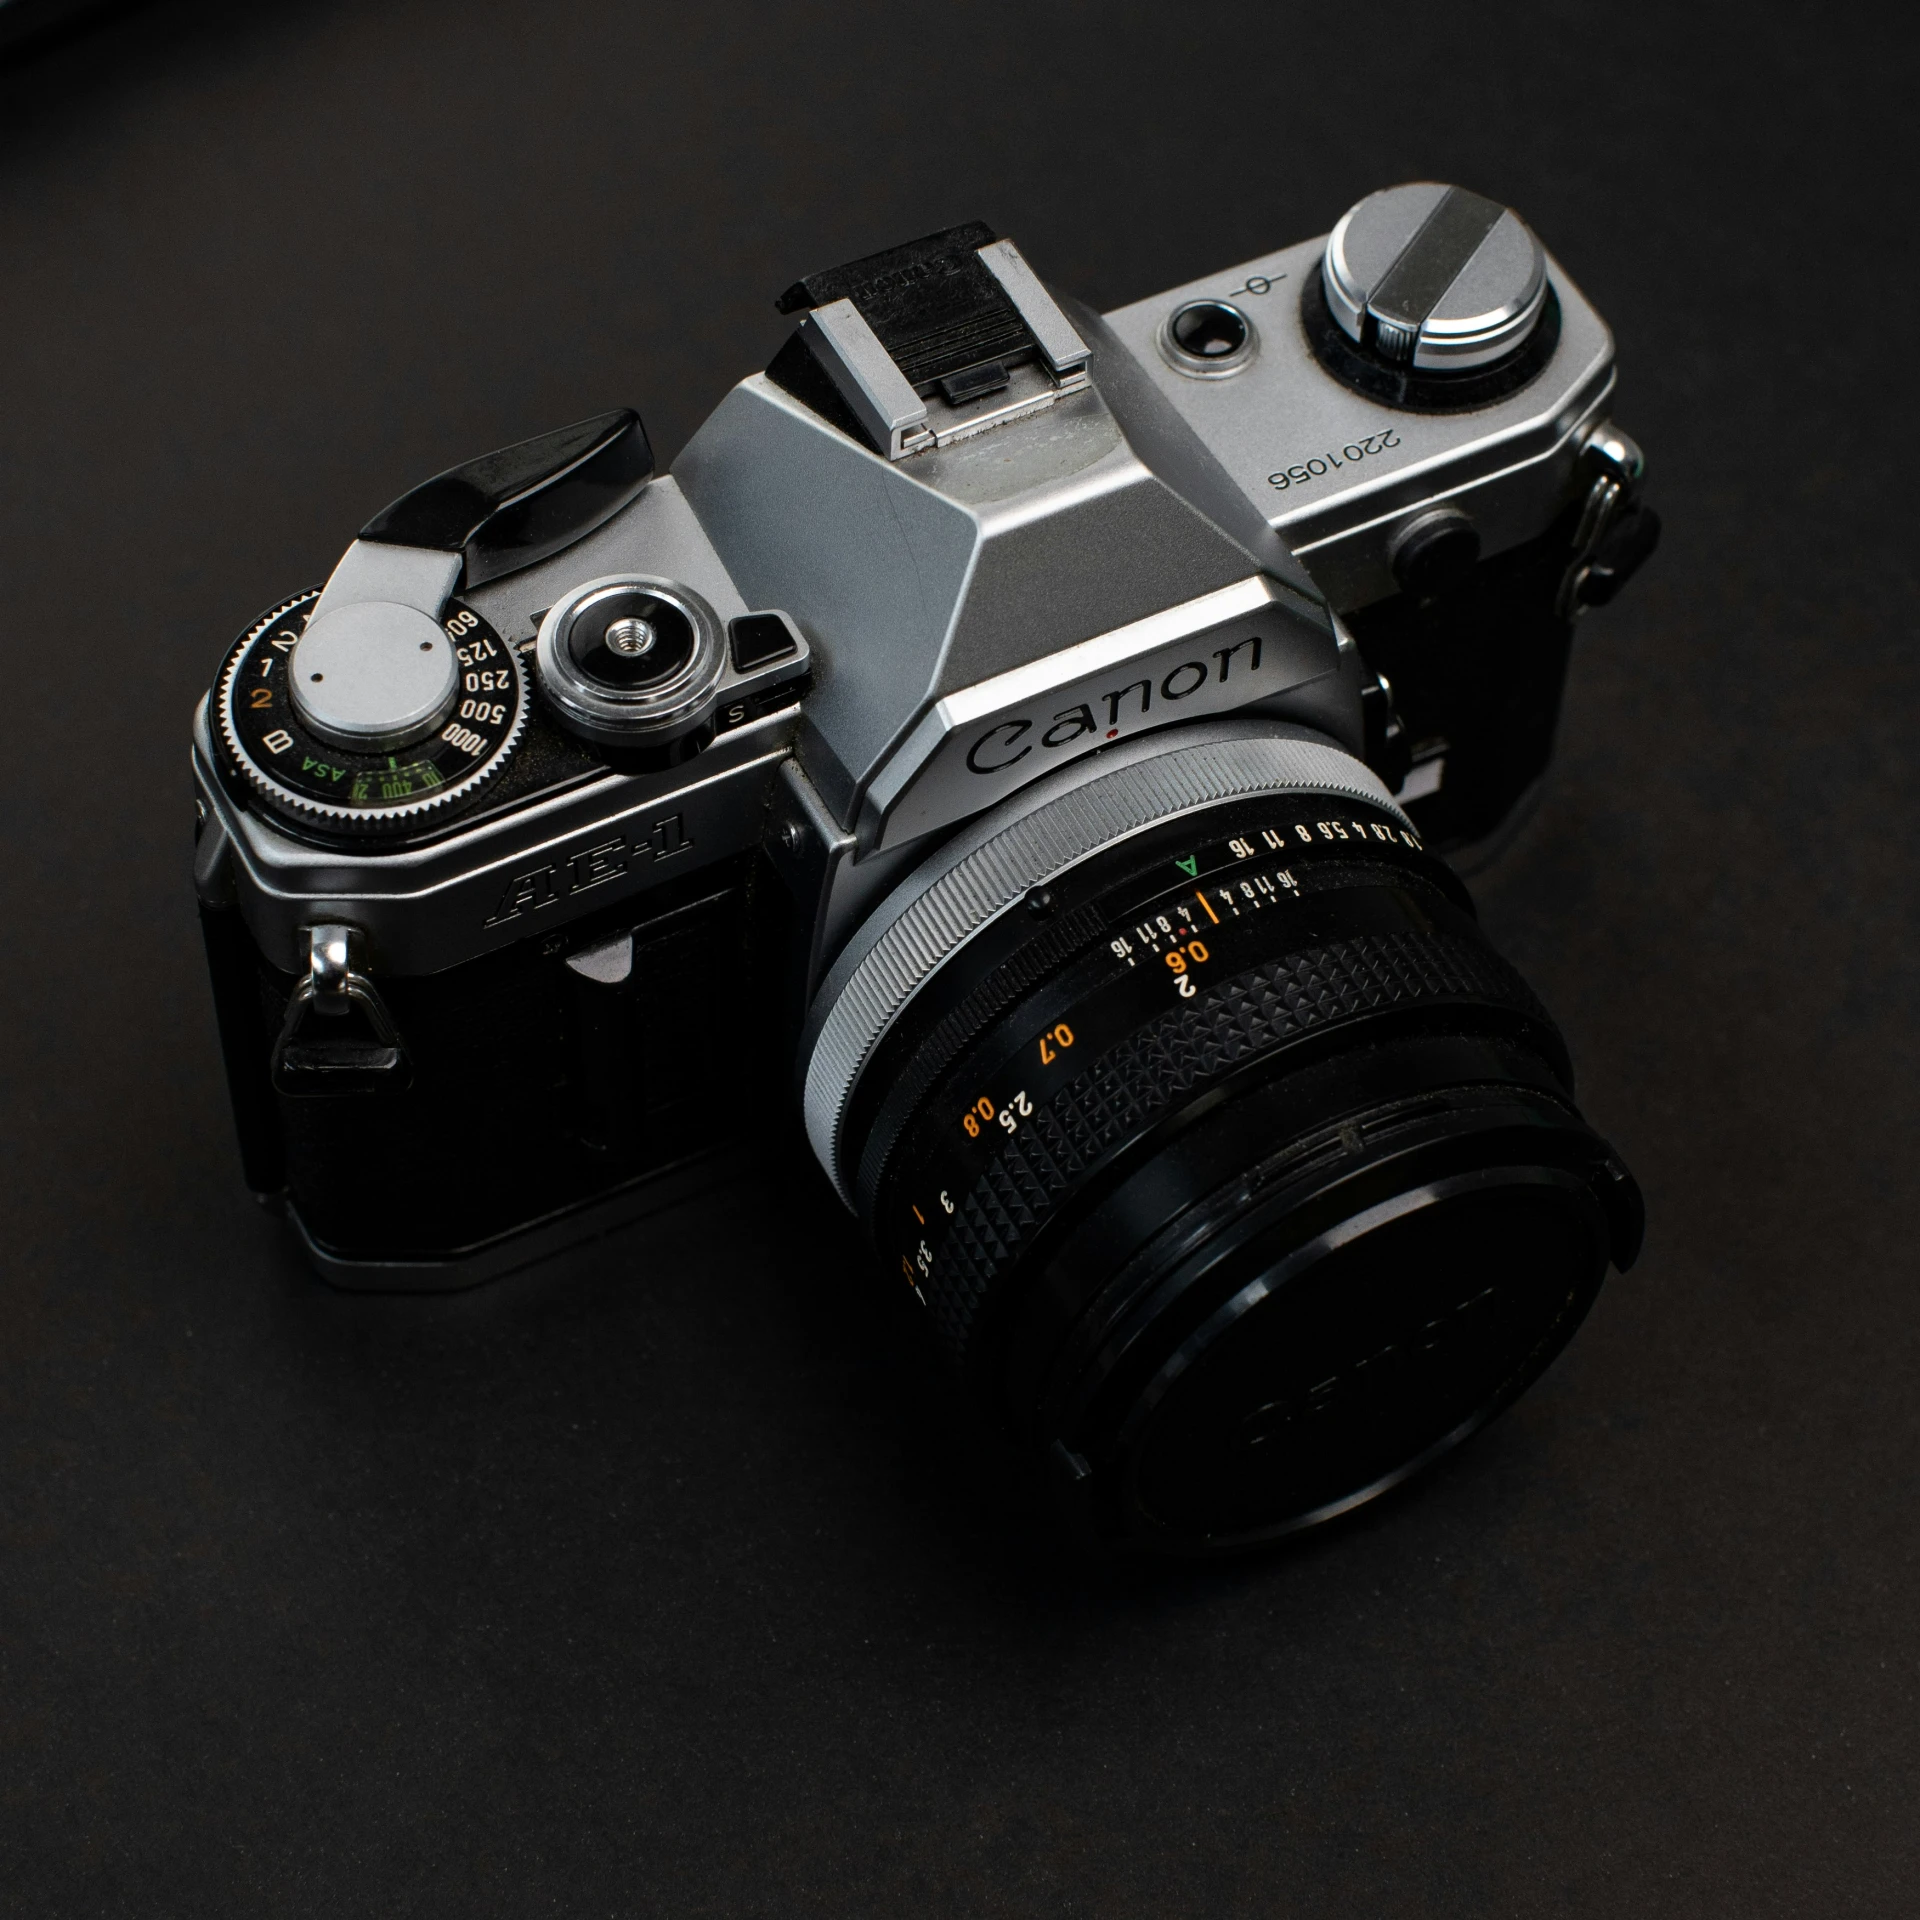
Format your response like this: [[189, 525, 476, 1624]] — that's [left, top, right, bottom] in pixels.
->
[[810, 727, 1641, 1553]]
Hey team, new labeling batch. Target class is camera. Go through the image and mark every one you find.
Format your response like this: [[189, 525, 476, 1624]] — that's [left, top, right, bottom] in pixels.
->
[[195, 186, 1656, 1552]]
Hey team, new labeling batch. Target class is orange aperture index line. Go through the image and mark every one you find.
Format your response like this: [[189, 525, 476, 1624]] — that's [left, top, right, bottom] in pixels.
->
[[1195, 890, 1220, 925]]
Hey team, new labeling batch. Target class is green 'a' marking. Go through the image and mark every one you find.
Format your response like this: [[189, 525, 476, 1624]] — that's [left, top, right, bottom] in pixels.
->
[[1175, 855, 1199, 877]]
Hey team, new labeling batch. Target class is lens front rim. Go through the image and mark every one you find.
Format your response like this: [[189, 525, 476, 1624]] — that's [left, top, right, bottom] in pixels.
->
[[999, 1027, 1608, 1422], [1100, 1163, 1613, 1552]]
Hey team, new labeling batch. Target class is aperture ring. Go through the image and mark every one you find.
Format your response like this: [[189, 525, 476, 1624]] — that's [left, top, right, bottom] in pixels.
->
[[901, 926, 1552, 1363]]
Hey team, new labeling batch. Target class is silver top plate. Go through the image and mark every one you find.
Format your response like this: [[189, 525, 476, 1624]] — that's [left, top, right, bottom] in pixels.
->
[[1101, 233, 1614, 609]]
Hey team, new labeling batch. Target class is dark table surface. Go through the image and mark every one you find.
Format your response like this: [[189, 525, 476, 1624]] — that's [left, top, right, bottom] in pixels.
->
[[2, 3, 1914, 1913]]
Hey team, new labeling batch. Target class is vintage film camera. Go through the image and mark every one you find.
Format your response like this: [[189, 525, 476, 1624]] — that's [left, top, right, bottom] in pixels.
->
[[195, 185, 1656, 1551]]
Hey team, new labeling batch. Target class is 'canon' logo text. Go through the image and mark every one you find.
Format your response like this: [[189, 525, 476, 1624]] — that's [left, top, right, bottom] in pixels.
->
[[964, 634, 1264, 775]]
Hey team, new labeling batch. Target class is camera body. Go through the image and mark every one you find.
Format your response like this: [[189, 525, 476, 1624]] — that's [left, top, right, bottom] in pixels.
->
[[196, 188, 1652, 1548]]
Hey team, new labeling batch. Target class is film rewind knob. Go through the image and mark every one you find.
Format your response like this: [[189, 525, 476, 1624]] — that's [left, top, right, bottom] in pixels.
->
[[1322, 183, 1548, 371]]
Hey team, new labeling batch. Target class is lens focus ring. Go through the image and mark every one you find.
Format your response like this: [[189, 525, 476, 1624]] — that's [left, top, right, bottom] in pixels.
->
[[917, 925, 1550, 1361]]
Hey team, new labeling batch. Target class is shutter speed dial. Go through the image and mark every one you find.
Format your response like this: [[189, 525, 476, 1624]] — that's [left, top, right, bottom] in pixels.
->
[[212, 410, 658, 836], [216, 589, 528, 834]]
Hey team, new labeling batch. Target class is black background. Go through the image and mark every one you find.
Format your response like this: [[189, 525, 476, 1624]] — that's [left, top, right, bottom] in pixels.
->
[[2, 4, 1914, 1913]]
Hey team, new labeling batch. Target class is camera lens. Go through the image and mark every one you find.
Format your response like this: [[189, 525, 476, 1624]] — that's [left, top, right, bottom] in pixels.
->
[[802, 724, 1641, 1553]]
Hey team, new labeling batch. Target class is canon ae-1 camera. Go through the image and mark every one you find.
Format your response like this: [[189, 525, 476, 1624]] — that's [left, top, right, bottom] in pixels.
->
[[195, 186, 1657, 1553]]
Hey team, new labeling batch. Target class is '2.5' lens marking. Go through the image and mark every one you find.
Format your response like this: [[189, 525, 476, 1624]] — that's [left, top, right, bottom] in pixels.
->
[[961, 1088, 1032, 1139]]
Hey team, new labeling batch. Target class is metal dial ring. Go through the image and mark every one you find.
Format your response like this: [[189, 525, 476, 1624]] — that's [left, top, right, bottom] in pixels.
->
[[535, 574, 726, 747], [216, 589, 528, 834], [800, 720, 1411, 1202]]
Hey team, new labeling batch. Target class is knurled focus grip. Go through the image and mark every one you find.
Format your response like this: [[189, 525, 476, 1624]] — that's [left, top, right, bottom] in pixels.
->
[[912, 926, 1551, 1361]]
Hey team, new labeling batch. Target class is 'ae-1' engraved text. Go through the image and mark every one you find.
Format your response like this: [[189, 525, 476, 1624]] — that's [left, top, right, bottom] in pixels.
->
[[483, 814, 692, 927]]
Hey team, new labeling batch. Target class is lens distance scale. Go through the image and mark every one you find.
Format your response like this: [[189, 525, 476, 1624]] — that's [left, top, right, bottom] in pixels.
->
[[217, 589, 527, 833]]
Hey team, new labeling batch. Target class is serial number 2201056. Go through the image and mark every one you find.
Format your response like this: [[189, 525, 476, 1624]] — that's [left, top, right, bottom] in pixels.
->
[[1268, 427, 1400, 493]]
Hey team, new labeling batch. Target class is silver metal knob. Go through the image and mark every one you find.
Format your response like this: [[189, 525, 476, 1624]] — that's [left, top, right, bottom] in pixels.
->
[[535, 575, 725, 747], [289, 600, 459, 751], [1323, 183, 1547, 371]]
